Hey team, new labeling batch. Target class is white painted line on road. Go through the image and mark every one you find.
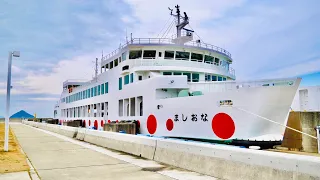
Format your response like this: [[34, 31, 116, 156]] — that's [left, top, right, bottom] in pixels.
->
[[23, 124, 218, 180]]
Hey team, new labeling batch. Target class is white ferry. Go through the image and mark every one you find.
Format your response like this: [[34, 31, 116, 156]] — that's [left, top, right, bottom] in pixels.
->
[[54, 5, 301, 146]]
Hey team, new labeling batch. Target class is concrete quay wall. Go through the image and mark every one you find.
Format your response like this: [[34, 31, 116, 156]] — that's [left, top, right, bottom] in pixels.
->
[[22, 121, 320, 180]]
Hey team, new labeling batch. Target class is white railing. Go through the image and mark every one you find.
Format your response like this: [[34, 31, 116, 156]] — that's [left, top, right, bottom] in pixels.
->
[[132, 59, 235, 78], [102, 38, 232, 61], [188, 78, 298, 93], [63, 79, 89, 87]]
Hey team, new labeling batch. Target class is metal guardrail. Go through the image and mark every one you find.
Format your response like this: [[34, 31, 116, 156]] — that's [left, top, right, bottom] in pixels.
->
[[132, 59, 235, 77], [188, 78, 298, 93], [102, 38, 232, 61]]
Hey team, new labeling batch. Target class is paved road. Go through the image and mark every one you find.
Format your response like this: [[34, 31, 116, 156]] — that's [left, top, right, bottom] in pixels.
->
[[11, 124, 174, 180]]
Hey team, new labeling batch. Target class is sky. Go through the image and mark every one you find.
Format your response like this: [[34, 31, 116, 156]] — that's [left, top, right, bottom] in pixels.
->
[[0, 0, 319, 117]]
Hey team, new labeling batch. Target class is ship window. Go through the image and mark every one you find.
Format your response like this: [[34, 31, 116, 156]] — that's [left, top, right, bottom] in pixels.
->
[[94, 86, 97, 96], [218, 76, 223, 81], [215, 58, 220, 65], [101, 84, 105, 94], [175, 51, 190, 60], [191, 53, 203, 62], [192, 73, 200, 82], [173, 72, 182, 75], [129, 50, 142, 59], [110, 61, 113, 69], [114, 59, 118, 67], [143, 50, 156, 59], [163, 72, 172, 75], [119, 56, 121, 63], [106, 64, 109, 69], [223, 77, 226, 81], [119, 99, 123, 116], [212, 75, 217, 81], [138, 76, 142, 80], [119, 77, 122, 90], [138, 96, 143, 116], [98, 85, 101, 95], [101, 103, 104, 110], [130, 73, 134, 83], [204, 55, 214, 64], [205, 74, 211, 81], [122, 52, 127, 61], [220, 100, 233, 106], [164, 51, 174, 59], [183, 72, 191, 82], [87, 89, 90, 98], [122, 65, 129, 71], [91, 87, 94, 97], [159, 52, 162, 57], [105, 82, 108, 93], [124, 74, 130, 85]]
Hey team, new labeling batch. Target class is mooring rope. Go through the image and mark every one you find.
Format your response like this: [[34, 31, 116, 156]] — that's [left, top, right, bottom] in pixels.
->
[[233, 106, 318, 140]]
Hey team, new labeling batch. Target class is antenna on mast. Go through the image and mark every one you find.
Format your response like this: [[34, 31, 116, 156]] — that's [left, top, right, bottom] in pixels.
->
[[101, 51, 104, 73], [95, 58, 98, 82], [126, 29, 128, 43], [169, 4, 189, 38]]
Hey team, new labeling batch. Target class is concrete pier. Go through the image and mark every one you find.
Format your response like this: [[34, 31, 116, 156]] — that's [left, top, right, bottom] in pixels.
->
[[10, 123, 217, 180], [21, 121, 320, 180], [282, 111, 320, 152]]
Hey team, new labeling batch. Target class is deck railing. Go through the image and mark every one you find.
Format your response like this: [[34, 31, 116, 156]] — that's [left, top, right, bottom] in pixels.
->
[[102, 38, 232, 61], [188, 78, 298, 93], [132, 59, 236, 78]]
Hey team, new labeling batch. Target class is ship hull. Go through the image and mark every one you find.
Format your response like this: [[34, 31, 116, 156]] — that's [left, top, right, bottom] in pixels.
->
[[144, 80, 299, 141], [55, 77, 300, 143]]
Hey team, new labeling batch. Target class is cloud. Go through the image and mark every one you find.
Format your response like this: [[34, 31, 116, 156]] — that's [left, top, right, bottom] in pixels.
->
[[257, 58, 320, 79], [124, 0, 246, 37], [14, 53, 97, 95], [28, 97, 58, 101], [12, 65, 22, 74]]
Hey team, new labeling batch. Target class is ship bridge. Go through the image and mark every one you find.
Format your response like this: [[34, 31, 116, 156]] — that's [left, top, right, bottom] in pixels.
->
[[100, 37, 235, 81], [100, 4, 234, 81]]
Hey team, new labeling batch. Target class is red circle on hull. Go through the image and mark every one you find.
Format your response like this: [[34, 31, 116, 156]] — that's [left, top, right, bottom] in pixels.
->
[[88, 120, 91, 126], [94, 120, 98, 130], [212, 113, 235, 139], [137, 120, 140, 128], [147, 115, 157, 134], [166, 119, 174, 131], [108, 120, 111, 123], [83, 120, 86, 127], [101, 120, 104, 127]]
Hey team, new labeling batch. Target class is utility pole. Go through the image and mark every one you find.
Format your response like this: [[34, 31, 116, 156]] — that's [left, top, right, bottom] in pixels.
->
[[4, 51, 20, 152]]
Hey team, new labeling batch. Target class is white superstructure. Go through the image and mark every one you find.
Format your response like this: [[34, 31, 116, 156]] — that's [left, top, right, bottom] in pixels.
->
[[54, 5, 301, 143]]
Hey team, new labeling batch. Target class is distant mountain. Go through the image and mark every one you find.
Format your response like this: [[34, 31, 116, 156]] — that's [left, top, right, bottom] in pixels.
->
[[10, 110, 34, 119]]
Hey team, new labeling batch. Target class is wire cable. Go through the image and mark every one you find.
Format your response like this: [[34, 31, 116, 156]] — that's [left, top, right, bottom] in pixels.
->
[[233, 106, 318, 140], [187, 24, 205, 43], [163, 19, 175, 39], [160, 19, 175, 39], [156, 16, 172, 38]]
